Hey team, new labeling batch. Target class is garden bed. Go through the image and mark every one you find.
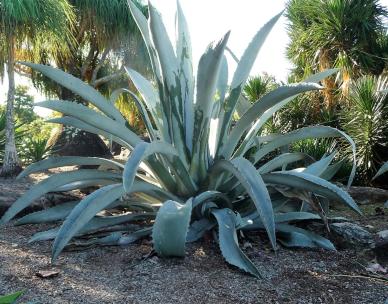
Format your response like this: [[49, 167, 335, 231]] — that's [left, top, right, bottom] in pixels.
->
[[1, 177, 387, 303]]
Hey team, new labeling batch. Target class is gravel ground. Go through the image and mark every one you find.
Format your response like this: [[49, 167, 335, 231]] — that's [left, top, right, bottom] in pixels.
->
[[0, 222, 387, 304]]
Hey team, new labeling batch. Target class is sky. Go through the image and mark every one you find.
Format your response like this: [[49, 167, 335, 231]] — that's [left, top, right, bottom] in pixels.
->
[[1, 0, 387, 117]]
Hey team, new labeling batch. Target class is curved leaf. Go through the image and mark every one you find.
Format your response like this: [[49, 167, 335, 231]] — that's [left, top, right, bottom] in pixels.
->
[[373, 162, 388, 179], [210, 158, 276, 249], [18, 156, 124, 179], [52, 184, 124, 261], [36, 100, 141, 148], [0, 170, 121, 224], [15, 201, 79, 225], [21, 62, 124, 123], [223, 82, 322, 158], [190, 32, 230, 182], [218, 12, 283, 152], [30, 212, 155, 243], [47, 117, 130, 148], [303, 152, 336, 176], [276, 224, 335, 250], [262, 171, 361, 214], [123, 141, 197, 196], [110, 88, 158, 140], [251, 126, 356, 187], [152, 199, 192, 257], [124, 68, 168, 140], [257, 152, 310, 174], [212, 208, 262, 278], [176, 0, 194, 153]]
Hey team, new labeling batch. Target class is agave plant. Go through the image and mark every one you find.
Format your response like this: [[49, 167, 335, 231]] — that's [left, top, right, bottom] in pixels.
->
[[1, 1, 360, 277]]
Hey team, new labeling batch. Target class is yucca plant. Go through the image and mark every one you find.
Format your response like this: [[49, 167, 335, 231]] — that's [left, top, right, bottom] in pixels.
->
[[342, 77, 388, 183], [0, 2, 361, 277]]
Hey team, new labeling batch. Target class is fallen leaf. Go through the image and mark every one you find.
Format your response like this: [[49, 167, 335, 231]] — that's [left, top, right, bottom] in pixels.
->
[[365, 263, 387, 274], [36, 270, 60, 279]]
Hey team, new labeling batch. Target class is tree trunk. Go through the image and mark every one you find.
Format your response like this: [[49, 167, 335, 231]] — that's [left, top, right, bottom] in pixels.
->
[[0, 34, 22, 177]]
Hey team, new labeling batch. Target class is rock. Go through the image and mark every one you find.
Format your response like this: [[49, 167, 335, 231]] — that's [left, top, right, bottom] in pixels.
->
[[0, 192, 80, 217], [331, 222, 374, 248], [377, 230, 388, 240], [347, 186, 388, 205]]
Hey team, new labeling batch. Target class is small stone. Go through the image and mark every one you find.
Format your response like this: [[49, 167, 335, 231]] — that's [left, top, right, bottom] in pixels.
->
[[377, 230, 388, 240], [331, 222, 374, 248]]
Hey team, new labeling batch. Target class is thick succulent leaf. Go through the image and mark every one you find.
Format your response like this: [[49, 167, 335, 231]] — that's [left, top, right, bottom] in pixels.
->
[[319, 160, 345, 181], [212, 208, 262, 278], [192, 191, 231, 210], [303, 152, 336, 176], [18, 156, 124, 179], [148, 2, 179, 89], [110, 88, 158, 140], [251, 126, 356, 187], [15, 201, 79, 225], [148, 2, 187, 158], [245, 211, 320, 230], [210, 158, 276, 249], [257, 152, 310, 174], [223, 82, 322, 158], [276, 224, 335, 250], [231, 70, 340, 158], [124, 68, 168, 140], [36, 100, 141, 148], [47, 117, 129, 148], [235, 95, 252, 118], [186, 218, 215, 242], [218, 12, 282, 150], [118, 227, 153, 245], [262, 171, 361, 214], [374, 162, 388, 179], [152, 199, 192, 257], [123, 141, 197, 196], [190, 32, 230, 182], [52, 184, 124, 261], [0, 170, 121, 224], [54, 179, 115, 192], [209, 55, 229, 158], [30, 212, 155, 243], [275, 211, 321, 222], [176, 0, 194, 153], [21, 62, 124, 123], [127, 0, 162, 81]]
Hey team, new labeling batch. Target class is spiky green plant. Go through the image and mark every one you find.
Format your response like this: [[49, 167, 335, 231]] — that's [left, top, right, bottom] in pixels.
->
[[0, 2, 360, 277], [342, 77, 388, 183]]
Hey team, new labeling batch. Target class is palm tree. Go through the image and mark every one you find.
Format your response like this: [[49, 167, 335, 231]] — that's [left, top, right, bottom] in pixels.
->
[[286, 0, 388, 109], [243, 73, 279, 103], [0, 0, 75, 176], [29, 0, 148, 157]]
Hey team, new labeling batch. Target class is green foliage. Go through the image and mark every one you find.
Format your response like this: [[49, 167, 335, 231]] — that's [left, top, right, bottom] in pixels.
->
[[341, 76, 388, 183], [286, 0, 388, 79], [0, 291, 23, 304], [20, 137, 51, 164], [13, 86, 37, 124], [1, 2, 360, 277], [243, 74, 279, 103], [0, 86, 54, 165], [0, 0, 75, 78]]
